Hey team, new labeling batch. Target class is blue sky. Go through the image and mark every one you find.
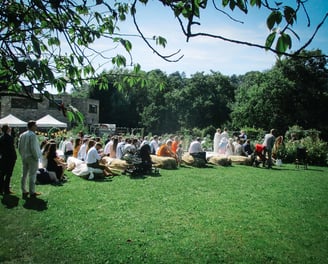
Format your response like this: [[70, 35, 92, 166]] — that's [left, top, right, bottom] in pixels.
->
[[90, 0, 328, 77]]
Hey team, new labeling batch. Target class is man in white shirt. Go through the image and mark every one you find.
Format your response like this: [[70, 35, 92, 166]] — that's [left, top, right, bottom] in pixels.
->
[[116, 137, 126, 159], [63, 137, 73, 161], [85, 142, 114, 176], [18, 120, 42, 198], [188, 137, 207, 164], [150, 135, 159, 155], [103, 137, 113, 156], [78, 137, 89, 161]]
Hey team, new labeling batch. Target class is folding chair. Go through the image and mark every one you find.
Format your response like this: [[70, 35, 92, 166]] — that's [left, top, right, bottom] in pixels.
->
[[295, 147, 308, 169]]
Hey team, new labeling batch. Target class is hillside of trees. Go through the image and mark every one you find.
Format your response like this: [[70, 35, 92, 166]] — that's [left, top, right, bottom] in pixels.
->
[[71, 50, 328, 140]]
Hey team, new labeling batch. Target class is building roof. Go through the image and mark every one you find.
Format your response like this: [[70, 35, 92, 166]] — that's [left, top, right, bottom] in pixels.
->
[[36, 114, 67, 128], [0, 114, 27, 127]]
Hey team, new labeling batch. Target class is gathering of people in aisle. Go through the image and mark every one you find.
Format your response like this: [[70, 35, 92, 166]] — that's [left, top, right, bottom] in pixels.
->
[[0, 119, 280, 198]]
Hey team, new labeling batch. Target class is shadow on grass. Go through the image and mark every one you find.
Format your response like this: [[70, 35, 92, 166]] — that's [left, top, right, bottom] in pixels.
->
[[128, 172, 162, 180], [288, 167, 325, 172], [179, 164, 217, 169], [250, 165, 325, 173], [93, 177, 114, 183], [23, 196, 48, 211], [1, 194, 19, 209]]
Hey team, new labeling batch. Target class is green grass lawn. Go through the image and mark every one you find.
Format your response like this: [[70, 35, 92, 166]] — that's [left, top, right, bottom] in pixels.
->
[[1, 160, 328, 264]]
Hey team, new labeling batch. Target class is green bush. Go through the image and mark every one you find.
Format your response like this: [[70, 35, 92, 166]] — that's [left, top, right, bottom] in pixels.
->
[[241, 127, 265, 142], [284, 137, 328, 166], [201, 125, 216, 139], [283, 126, 328, 166]]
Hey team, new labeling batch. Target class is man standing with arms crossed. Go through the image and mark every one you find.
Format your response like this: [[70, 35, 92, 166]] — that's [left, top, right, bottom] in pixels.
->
[[18, 120, 42, 198]]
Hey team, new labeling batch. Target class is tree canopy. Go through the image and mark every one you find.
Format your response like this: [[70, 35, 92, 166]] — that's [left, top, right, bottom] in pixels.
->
[[71, 49, 327, 139], [1, 0, 327, 113]]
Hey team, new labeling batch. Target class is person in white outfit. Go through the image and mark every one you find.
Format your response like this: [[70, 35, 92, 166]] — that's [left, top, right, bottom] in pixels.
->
[[18, 120, 42, 198], [213, 128, 221, 153]]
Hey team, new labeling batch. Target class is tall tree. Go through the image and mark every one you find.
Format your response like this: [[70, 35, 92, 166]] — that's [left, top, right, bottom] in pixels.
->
[[231, 50, 328, 136], [175, 71, 235, 129], [274, 49, 328, 136], [1, 0, 326, 106]]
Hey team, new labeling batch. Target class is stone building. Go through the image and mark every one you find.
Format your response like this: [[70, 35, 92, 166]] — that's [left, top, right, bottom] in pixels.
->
[[0, 93, 99, 129]]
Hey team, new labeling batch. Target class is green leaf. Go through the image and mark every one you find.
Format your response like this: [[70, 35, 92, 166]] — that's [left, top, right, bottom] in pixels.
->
[[237, 0, 247, 13], [133, 63, 141, 73], [284, 6, 296, 25], [275, 33, 291, 56], [112, 55, 126, 67], [14, 61, 27, 74], [43, 65, 55, 82], [222, 0, 230, 7], [120, 39, 132, 52], [282, 33, 292, 49], [267, 11, 282, 30], [66, 111, 74, 122], [48, 37, 60, 46], [265, 32, 276, 50], [31, 34, 41, 58], [250, 0, 261, 7], [229, 0, 235, 11], [155, 36, 167, 48]]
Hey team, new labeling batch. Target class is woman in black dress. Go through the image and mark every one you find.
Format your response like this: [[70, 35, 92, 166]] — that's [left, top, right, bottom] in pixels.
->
[[46, 143, 66, 181]]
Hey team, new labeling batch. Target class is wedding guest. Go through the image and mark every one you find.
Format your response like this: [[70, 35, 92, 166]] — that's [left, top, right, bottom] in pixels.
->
[[0, 124, 17, 195], [18, 120, 42, 198]]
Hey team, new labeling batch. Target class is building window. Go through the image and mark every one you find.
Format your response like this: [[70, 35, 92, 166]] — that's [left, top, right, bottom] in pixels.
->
[[49, 99, 63, 110], [89, 104, 97, 114], [11, 98, 38, 109]]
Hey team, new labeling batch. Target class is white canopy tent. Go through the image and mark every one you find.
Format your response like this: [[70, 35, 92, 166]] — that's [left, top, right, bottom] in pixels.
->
[[36, 114, 67, 128], [0, 114, 27, 127]]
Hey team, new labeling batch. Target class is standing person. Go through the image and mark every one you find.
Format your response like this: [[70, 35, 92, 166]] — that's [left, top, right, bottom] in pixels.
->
[[0, 124, 17, 195], [218, 128, 229, 154], [18, 120, 42, 198], [176, 143, 184, 167], [213, 128, 221, 153], [263, 129, 276, 169]]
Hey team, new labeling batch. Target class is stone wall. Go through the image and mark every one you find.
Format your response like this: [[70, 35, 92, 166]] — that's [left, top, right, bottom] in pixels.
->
[[0, 94, 99, 129]]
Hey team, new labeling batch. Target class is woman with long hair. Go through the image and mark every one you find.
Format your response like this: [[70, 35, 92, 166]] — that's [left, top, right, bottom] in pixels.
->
[[46, 143, 67, 181]]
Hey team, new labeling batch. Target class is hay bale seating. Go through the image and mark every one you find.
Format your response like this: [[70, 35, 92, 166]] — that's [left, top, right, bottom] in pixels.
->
[[208, 155, 232, 166], [150, 155, 177, 169], [182, 153, 206, 167], [229, 155, 253, 165], [208, 154, 252, 166], [101, 156, 129, 171]]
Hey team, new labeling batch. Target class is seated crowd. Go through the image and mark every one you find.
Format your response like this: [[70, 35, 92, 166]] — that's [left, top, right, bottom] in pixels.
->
[[37, 127, 279, 182]]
